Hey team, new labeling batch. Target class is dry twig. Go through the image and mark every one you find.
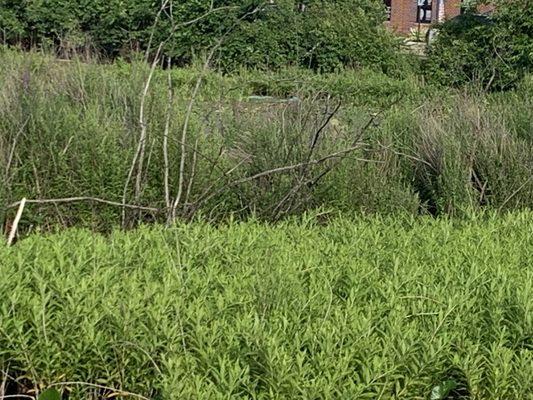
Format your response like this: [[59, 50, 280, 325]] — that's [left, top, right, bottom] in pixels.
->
[[121, 43, 163, 228], [6, 197, 159, 213], [7, 198, 25, 246]]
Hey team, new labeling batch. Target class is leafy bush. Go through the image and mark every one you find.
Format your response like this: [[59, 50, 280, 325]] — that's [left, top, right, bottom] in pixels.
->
[[426, 0, 533, 90], [0, 1, 25, 43]]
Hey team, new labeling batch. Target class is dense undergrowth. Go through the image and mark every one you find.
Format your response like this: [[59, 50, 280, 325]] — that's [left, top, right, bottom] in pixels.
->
[[0, 0, 406, 73], [1, 50, 531, 232], [0, 213, 532, 399]]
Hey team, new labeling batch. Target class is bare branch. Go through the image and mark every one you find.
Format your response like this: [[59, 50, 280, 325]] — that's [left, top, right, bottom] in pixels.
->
[[144, 0, 171, 62], [190, 143, 367, 214], [307, 101, 341, 162], [171, 42, 221, 220], [377, 143, 437, 170], [163, 56, 173, 221], [184, 137, 199, 207], [178, 5, 240, 28], [5, 197, 160, 213], [233, 146, 365, 185], [270, 100, 342, 218], [6, 198, 25, 245], [121, 43, 163, 228], [499, 176, 532, 211]]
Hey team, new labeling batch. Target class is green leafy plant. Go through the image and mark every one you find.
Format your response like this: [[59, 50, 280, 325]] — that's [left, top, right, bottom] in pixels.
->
[[1, 213, 532, 398], [431, 380, 458, 399], [38, 388, 61, 400]]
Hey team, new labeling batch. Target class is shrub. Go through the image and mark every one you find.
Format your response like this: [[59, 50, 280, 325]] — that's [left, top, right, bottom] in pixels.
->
[[426, 0, 533, 90]]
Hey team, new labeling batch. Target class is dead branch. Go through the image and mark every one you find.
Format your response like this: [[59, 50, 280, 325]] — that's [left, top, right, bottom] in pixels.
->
[[184, 137, 199, 207], [170, 51, 214, 220], [178, 5, 240, 28], [273, 110, 377, 218], [499, 176, 532, 211], [151, 0, 243, 55], [135, 47, 161, 203], [163, 56, 173, 221], [144, 0, 171, 62], [269, 100, 341, 218], [3, 144, 372, 225], [234, 145, 366, 184], [7, 198, 25, 246], [172, 3, 260, 220], [189, 143, 368, 216], [377, 143, 436, 170], [307, 101, 341, 162], [121, 43, 163, 228], [6, 197, 160, 213]]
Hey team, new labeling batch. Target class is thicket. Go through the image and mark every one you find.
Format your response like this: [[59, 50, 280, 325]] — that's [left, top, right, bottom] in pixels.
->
[[0, 0, 406, 72], [426, 0, 533, 90], [1, 214, 532, 398], [0, 50, 531, 233]]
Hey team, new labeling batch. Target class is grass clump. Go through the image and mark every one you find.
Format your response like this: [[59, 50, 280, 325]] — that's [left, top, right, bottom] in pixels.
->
[[0, 50, 531, 232], [1, 213, 532, 398]]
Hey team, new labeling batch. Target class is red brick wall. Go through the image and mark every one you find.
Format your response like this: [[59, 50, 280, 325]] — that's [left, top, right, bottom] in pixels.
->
[[386, 0, 496, 34], [445, 0, 462, 19], [388, 0, 420, 33], [444, 1, 495, 19]]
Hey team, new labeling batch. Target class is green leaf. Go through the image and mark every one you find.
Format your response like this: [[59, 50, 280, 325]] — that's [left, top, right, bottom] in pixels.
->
[[430, 380, 458, 400], [38, 388, 61, 400]]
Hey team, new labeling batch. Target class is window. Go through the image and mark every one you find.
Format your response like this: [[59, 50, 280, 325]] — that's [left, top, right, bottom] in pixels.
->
[[417, 0, 432, 23], [384, 0, 392, 21], [460, 0, 467, 14]]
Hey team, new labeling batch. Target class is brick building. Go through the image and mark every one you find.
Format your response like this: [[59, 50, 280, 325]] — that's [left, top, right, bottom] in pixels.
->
[[384, 0, 494, 34]]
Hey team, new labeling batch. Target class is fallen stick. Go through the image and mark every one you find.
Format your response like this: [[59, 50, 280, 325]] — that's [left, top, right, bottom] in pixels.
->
[[7, 197, 26, 246], [5, 197, 160, 213]]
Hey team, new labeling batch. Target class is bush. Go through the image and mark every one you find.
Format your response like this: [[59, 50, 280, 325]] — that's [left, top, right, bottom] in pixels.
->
[[291, 0, 400, 72], [426, 0, 533, 90]]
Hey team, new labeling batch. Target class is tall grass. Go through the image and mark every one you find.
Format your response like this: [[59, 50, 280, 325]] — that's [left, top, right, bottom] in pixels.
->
[[0, 213, 532, 398], [0, 49, 531, 232]]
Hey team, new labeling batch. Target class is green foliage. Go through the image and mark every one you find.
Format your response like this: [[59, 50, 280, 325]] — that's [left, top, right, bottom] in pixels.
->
[[426, 0, 533, 90], [302, 1, 401, 72], [0, 1, 25, 43], [0, 0, 403, 72], [493, 0, 533, 76], [0, 51, 531, 231], [431, 380, 458, 400], [1, 214, 532, 398], [37, 389, 61, 400], [426, 13, 498, 88]]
